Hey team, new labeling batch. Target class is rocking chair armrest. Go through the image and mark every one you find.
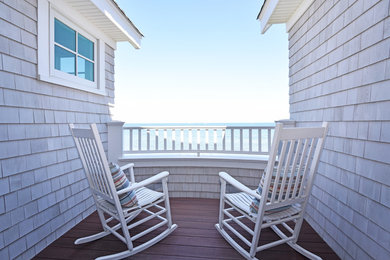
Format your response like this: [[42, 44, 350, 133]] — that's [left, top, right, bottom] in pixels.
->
[[117, 171, 169, 195], [219, 171, 260, 199], [120, 163, 135, 183], [120, 163, 134, 171]]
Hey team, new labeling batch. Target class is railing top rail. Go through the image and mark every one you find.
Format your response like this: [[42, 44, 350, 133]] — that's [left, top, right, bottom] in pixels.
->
[[123, 125, 275, 130]]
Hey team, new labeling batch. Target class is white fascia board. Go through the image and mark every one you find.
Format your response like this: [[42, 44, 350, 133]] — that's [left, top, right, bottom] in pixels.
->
[[258, 0, 280, 34], [286, 0, 314, 32], [91, 0, 142, 49]]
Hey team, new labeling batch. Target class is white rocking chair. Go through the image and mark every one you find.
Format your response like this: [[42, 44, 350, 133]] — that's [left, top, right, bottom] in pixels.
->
[[216, 122, 328, 260], [69, 124, 177, 260]]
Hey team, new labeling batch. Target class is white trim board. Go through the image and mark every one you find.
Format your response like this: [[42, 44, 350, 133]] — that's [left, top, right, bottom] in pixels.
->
[[90, 0, 142, 49], [259, 0, 280, 34], [258, 0, 314, 34], [286, 0, 314, 32]]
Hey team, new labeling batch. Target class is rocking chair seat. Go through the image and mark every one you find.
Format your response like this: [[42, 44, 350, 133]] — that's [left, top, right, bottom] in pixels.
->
[[97, 187, 165, 215], [225, 192, 301, 221]]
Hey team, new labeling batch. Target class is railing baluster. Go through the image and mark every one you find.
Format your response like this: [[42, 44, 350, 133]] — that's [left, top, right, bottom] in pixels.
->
[[258, 128, 262, 153], [129, 129, 133, 152], [138, 129, 142, 151], [147, 129, 150, 151], [249, 129, 252, 153], [239, 129, 243, 152], [164, 129, 167, 150], [197, 129, 200, 152], [172, 129, 176, 151], [205, 128, 209, 151], [213, 129, 218, 151], [230, 128, 234, 152], [188, 129, 194, 151], [180, 129, 184, 151], [223, 128, 226, 152], [268, 128, 272, 153], [155, 129, 159, 150]]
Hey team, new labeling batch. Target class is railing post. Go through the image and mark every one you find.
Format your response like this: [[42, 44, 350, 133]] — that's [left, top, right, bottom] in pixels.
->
[[107, 121, 125, 164]]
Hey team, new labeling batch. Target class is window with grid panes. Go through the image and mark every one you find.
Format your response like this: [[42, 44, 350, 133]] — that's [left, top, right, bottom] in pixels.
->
[[54, 18, 95, 82]]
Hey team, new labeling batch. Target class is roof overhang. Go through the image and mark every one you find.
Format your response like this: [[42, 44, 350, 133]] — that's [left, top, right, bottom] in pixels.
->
[[257, 0, 314, 34], [62, 0, 143, 49]]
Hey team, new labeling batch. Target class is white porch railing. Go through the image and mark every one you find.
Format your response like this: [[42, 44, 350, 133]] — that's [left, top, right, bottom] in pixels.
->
[[106, 121, 294, 198], [121, 124, 275, 156]]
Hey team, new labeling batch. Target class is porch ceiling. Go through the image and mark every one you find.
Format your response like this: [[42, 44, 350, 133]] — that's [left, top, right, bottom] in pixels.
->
[[257, 0, 313, 34], [62, 0, 143, 48]]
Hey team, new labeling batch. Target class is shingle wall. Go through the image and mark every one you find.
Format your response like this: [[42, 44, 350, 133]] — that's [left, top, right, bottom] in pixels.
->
[[0, 1, 116, 258], [288, 0, 390, 259]]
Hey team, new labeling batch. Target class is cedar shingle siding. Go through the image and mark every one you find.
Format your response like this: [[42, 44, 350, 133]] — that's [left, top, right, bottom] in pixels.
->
[[288, 0, 390, 259], [0, 1, 115, 258]]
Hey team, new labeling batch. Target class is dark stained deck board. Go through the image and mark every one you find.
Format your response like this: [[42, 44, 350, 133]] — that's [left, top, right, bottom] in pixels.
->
[[34, 198, 339, 260]]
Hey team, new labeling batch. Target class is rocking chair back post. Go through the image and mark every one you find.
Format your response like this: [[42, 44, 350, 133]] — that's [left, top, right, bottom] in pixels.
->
[[250, 123, 282, 258], [70, 124, 119, 240], [291, 122, 329, 244]]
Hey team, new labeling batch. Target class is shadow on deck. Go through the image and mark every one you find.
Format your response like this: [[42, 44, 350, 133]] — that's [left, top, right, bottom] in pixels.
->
[[34, 198, 339, 260]]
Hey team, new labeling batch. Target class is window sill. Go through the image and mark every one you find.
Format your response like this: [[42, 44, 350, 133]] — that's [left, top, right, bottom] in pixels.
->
[[38, 74, 106, 96]]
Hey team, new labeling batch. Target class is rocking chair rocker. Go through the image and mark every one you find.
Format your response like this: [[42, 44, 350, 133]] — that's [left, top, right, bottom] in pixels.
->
[[70, 124, 177, 260], [216, 122, 328, 260]]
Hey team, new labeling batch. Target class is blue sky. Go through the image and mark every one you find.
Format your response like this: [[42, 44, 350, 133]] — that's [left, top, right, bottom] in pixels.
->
[[113, 0, 289, 123]]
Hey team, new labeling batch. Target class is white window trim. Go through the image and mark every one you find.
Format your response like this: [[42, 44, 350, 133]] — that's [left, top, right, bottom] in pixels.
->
[[50, 10, 97, 89], [38, 0, 111, 95]]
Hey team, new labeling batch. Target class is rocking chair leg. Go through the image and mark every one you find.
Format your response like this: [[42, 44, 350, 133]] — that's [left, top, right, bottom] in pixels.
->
[[75, 208, 139, 245], [218, 179, 227, 229], [215, 224, 258, 260], [287, 241, 322, 260], [270, 225, 322, 260], [162, 178, 173, 228], [75, 207, 111, 245], [74, 230, 111, 245], [95, 223, 178, 260]]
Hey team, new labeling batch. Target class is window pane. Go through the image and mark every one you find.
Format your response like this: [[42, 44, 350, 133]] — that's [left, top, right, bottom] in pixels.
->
[[55, 45, 75, 75], [77, 56, 94, 81], [78, 34, 94, 61], [55, 19, 76, 51]]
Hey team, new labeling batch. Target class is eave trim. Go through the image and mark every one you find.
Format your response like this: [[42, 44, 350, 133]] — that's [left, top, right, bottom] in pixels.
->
[[90, 0, 143, 49]]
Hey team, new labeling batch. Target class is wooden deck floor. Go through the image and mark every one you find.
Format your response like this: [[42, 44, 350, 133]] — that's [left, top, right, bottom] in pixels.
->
[[34, 198, 339, 260]]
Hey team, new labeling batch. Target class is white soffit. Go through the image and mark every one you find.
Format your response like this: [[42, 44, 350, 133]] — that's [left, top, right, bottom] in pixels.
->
[[257, 0, 314, 34], [62, 0, 143, 49]]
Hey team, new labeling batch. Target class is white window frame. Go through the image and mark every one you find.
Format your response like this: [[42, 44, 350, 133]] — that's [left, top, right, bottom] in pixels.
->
[[38, 0, 109, 95], [51, 11, 97, 88]]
